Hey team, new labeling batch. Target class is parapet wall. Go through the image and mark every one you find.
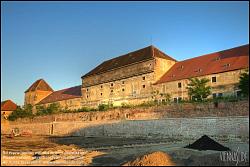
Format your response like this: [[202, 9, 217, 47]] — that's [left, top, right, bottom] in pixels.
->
[[2, 116, 248, 139]]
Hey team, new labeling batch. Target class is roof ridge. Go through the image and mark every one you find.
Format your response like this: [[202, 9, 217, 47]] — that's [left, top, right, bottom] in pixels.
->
[[53, 85, 81, 92], [179, 44, 249, 62]]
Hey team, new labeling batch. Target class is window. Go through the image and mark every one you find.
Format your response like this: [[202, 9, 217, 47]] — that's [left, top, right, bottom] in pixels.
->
[[142, 85, 146, 88], [212, 76, 217, 83], [111, 83, 113, 86], [178, 97, 182, 102], [218, 93, 223, 97], [178, 82, 182, 88], [100, 85, 103, 88], [142, 76, 145, 80], [122, 88, 125, 92], [212, 93, 217, 99], [111, 90, 113, 93], [236, 90, 242, 97], [122, 81, 125, 84], [101, 93, 103, 96], [86, 88, 89, 92], [87, 95, 89, 98], [174, 98, 178, 103]]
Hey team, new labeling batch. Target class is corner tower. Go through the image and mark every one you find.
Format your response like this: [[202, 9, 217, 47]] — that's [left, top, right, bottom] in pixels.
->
[[24, 79, 54, 106]]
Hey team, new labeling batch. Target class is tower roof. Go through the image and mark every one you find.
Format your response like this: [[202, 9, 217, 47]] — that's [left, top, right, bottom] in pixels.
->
[[25, 79, 54, 93], [81, 45, 176, 78], [1, 100, 17, 111]]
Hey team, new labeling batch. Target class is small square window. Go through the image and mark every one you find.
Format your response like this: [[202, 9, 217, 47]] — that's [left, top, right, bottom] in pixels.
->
[[142, 76, 145, 80], [122, 81, 125, 84], [142, 85, 146, 88], [212, 77, 216, 83], [178, 82, 182, 88], [178, 97, 182, 102], [174, 98, 178, 103]]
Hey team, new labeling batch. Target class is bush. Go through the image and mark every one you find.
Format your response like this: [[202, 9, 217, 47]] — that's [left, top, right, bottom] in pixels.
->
[[138, 101, 156, 108], [36, 103, 61, 116], [8, 105, 34, 121], [121, 102, 133, 108], [76, 106, 97, 112], [98, 104, 112, 111]]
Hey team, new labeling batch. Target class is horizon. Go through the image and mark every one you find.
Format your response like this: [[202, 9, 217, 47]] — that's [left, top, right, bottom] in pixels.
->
[[1, 1, 249, 105]]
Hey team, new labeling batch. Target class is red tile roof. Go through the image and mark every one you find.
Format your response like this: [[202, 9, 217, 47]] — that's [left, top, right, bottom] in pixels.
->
[[156, 44, 249, 84], [25, 79, 54, 93], [37, 85, 82, 105], [82, 45, 176, 78], [1, 100, 18, 111]]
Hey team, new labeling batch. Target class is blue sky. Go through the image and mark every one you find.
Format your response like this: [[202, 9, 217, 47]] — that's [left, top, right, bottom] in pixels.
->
[[1, 1, 249, 105]]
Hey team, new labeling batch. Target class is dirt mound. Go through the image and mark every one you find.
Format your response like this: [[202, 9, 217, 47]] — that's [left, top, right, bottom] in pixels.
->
[[184, 135, 230, 151], [122, 151, 176, 166]]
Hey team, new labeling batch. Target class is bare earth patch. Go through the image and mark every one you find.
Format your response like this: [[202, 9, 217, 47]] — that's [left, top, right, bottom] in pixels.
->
[[122, 151, 176, 166]]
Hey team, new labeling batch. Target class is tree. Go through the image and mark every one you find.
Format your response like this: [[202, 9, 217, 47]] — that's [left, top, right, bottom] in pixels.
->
[[151, 90, 161, 104], [238, 70, 249, 97], [187, 78, 211, 101], [8, 105, 34, 121], [160, 93, 171, 103]]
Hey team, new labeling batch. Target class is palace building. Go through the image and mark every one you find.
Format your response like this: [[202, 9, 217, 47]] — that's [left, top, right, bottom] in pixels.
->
[[24, 44, 249, 110]]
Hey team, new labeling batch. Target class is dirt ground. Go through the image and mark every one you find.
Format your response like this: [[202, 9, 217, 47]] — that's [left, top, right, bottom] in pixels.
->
[[1, 135, 249, 166]]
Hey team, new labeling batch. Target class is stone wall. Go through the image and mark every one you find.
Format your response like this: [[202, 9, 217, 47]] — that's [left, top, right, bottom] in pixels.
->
[[2, 117, 248, 139], [5, 100, 249, 124]]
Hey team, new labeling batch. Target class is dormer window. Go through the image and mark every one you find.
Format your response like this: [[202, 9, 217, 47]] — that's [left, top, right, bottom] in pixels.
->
[[195, 68, 202, 73], [178, 65, 184, 70], [215, 57, 220, 61], [223, 63, 230, 68]]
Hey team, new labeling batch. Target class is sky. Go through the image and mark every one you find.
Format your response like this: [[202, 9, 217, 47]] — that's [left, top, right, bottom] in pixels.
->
[[1, 1, 249, 105]]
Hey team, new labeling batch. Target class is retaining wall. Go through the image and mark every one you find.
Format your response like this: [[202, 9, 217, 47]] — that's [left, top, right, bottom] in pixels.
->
[[2, 116, 248, 139]]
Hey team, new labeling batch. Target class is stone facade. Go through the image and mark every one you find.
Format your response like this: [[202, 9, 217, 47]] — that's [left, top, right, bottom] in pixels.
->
[[24, 90, 53, 106], [155, 69, 245, 102], [81, 57, 176, 107], [24, 44, 249, 110]]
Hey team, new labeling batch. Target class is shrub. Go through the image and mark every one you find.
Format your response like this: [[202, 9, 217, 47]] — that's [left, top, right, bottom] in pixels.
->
[[8, 105, 34, 121], [238, 70, 249, 97], [98, 104, 112, 111], [121, 102, 133, 108], [77, 107, 93, 112], [36, 103, 61, 116]]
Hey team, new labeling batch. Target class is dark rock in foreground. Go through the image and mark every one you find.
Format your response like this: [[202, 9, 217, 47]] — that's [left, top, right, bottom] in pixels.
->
[[184, 135, 231, 151]]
